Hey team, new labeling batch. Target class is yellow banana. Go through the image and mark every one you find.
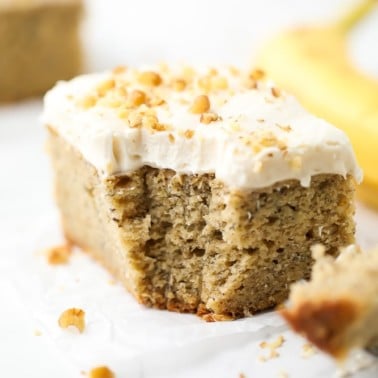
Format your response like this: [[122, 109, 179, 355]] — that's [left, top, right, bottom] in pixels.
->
[[256, 0, 378, 209]]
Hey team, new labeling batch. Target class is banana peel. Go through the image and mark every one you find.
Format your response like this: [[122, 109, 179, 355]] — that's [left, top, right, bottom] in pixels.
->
[[256, 0, 378, 209]]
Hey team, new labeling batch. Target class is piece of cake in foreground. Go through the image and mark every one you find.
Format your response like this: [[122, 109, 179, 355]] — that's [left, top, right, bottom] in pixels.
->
[[0, 0, 82, 102], [42, 65, 362, 318], [282, 245, 378, 358]]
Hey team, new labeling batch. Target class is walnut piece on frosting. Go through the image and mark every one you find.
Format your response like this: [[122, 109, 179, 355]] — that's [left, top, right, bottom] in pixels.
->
[[58, 308, 85, 333], [88, 366, 115, 378]]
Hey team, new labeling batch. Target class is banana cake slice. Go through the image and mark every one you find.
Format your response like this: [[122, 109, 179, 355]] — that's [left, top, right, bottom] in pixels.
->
[[282, 245, 378, 358], [42, 65, 362, 318], [0, 0, 82, 102]]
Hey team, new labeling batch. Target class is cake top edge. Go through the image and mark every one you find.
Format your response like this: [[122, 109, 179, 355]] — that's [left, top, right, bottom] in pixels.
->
[[0, 0, 81, 11], [42, 64, 362, 189]]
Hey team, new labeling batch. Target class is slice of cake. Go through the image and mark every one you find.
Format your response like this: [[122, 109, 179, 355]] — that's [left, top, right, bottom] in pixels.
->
[[0, 0, 82, 102], [42, 65, 362, 318], [282, 245, 378, 358]]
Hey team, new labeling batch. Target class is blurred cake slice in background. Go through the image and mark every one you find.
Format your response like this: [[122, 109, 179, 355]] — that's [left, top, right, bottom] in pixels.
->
[[282, 244, 378, 359], [43, 65, 361, 318], [0, 0, 83, 102]]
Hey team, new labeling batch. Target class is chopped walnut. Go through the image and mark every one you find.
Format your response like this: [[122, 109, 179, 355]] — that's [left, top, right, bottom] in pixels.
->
[[112, 65, 127, 74], [88, 366, 115, 378], [249, 68, 265, 80], [189, 95, 210, 114], [138, 71, 162, 86], [172, 78, 187, 91], [276, 124, 292, 132], [271, 87, 281, 98], [198, 76, 211, 92], [212, 76, 228, 90], [117, 106, 130, 119], [58, 308, 86, 333], [128, 90, 147, 107], [97, 79, 116, 97], [149, 96, 166, 107], [46, 243, 72, 265], [79, 96, 97, 109], [184, 130, 195, 139], [200, 112, 220, 124]]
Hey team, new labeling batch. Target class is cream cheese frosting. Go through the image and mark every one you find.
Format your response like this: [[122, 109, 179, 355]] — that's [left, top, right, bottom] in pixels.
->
[[42, 65, 362, 190]]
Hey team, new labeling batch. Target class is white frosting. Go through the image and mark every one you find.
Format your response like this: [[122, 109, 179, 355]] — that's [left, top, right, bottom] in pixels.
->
[[42, 66, 362, 190]]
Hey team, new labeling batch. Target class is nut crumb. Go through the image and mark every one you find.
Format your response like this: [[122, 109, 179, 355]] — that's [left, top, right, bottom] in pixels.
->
[[301, 343, 317, 358], [97, 79, 116, 97], [189, 95, 210, 114], [168, 134, 175, 143], [112, 65, 127, 74], [258, 335, 285, 361], [271, 87, 281, 98], [200, 112, 220, 124], [184, 130, 195, 139], [172, 78, 187, 91], [128, 90, 147, 107], [88, 366, 115, 378], [276, 124, 292, 132], [58, 308, 85, 333], [138, 71, 162, 86], [249, 68, 265, 80], [79, 96, 97, 109], [46, 243, 72, 265]]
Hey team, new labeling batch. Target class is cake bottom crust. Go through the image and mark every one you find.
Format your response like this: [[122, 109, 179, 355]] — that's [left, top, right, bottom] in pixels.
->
[[48, 130, 356, 319]]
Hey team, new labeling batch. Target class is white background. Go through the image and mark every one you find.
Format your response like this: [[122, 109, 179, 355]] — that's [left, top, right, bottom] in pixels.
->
[[0, 1, 378, 377]]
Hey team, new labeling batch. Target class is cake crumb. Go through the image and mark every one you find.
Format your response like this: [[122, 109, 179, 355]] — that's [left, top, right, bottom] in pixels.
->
[[88, 366, 115, 378], [258, 335, 285, 361], [301, 342, 317, 358], [34, 329, 42, 336], [45, 243, 72, 265], [201, 313, 233, 322], [239, 374, 246, 378], [277, 370, 289, 378], [58, 308, 86, 333]]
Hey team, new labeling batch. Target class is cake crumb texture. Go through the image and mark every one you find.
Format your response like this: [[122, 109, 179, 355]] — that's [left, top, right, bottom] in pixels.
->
[[49, 130, 356, 318]]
